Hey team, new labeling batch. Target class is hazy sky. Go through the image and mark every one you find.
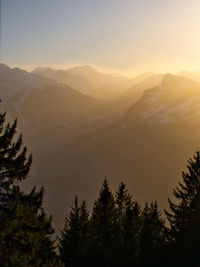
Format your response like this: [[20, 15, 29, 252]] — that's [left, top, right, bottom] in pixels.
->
[[2, 0, 200, 76]]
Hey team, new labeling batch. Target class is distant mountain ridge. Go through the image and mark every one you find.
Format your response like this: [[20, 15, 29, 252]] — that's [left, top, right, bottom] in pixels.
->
[[177, 71, 200, 82], [0, 63, 56, 101], [32, 65, 154, 100], [0, 63, 105, 157], [32, 66, 94, 95], [123, 73, 200, 124]]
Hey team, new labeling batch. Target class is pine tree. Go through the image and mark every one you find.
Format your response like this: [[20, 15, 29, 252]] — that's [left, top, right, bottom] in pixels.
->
[[115, 182, 140, 266], [115, 182, 132, 224], [91, 178, 118, 266], [138, 202, 167, 267], [0, 187, 58, 266], [122, 201, 141, 266], [59, 196, 91, 267], [0, 111, 59, 266], [165, 151, 200, 266], [0, 114, 32, 206]]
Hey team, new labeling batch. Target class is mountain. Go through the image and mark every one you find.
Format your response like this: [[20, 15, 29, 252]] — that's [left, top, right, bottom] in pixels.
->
[[93, 73, 163, 121], [83, 74, 163, 131], [0, 63, 105, 157], [32, 67, 94, 95], [35, 74, 200, 227], [0, 63, 54, 100], [66, 65, 101, 76], [32, 65, 154, 100], [177, 71, 200, 82], [124, 73, 200, 124], [60, 65, 134, 99]]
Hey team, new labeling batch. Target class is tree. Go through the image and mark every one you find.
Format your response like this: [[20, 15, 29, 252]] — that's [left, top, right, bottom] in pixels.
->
[[0, 111, 59, 266], [0, 187, 58, 266], [115, 182, 140, 266], [138, 202, 167, 267], [165, 151, 200, 266], [0, 114, 32, 206], [115, 182, 132, 225], [91, 178, 118, 266], [122, 200, 141, 266], [59, 196, 91, 267]]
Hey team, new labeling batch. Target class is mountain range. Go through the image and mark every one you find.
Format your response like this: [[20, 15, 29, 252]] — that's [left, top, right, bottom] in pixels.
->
[[0, 64, 106, 157], [32, 65, 154, 100], [1, 63, 200, 228]]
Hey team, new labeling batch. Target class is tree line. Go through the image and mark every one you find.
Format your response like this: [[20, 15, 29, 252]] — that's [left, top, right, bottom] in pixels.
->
[[0, 111, 200, 266]]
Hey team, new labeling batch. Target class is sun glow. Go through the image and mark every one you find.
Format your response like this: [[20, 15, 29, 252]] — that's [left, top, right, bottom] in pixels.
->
[[3, 0, 200, 77]]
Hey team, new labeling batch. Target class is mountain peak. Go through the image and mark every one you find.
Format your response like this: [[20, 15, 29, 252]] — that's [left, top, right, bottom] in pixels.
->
[[161, 73, 200, 90], [177, 71, 200, 82], [66, 65, 100, 75], [161, 73, 178, 86], [32, 67, 54, 73], [0, 63, 10, 71]]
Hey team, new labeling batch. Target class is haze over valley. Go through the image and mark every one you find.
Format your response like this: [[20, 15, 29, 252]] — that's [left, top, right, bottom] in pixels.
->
[[1, 63, 200, 227]]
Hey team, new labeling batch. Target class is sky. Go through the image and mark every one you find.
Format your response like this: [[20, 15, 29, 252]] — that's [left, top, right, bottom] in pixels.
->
[[1, 0, 200, 76]]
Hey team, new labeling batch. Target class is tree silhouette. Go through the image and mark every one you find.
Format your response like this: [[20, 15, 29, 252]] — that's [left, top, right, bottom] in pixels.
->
[[0, 110, 59, 266], [165, 151, 200, 266], [59, 196, 90, 267], [91, 178, 118, 266]]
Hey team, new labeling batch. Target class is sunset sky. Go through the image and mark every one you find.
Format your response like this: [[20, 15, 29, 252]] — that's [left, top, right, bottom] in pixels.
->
[[2, 0, 200, 76]]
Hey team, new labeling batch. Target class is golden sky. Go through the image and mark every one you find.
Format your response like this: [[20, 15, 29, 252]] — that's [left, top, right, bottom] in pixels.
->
[[2, 0, 200, 76]]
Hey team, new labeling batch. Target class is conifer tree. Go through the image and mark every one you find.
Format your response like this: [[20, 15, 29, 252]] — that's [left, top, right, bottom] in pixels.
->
[[0, 110, 59, 266], [91, 179, 118, 266], [115, 182, 140, 266], [0, 187, 58, 266], [165, 151, 200, 266], [122, 201, 141, 266], [115, 182, 132, 224], [0, 114, 32, 206], [59, 196, 90, 267], [138, 202, 167, 267]]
